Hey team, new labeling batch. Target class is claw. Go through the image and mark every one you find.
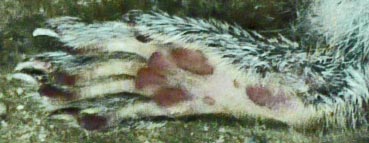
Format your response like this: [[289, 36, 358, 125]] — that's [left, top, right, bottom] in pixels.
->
[[15, 61, 52, 73], [33, 28, 60, 38], [11, 73, 39, 85]]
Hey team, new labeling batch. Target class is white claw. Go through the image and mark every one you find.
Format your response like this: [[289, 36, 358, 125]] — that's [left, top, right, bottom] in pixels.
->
[[11, 73, 39, 85], [33, 28, 60, 38], [15, 61, 52, 72]]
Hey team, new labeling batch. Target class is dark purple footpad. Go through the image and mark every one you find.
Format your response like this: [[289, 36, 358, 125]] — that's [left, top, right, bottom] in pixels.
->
[[153, 87, 192, 107], [171, 49, 214, 75], [79, 115, 108, 131], [39, 84, 76, 100], [135, 48, 216, 107], [246, 86, 290, 109], [51, 71, 78, 86], [135, 67, 168, 89], [50, 107, 108, 131]]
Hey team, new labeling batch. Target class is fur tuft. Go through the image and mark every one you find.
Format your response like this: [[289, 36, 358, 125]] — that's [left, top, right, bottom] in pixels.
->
[[308, 0, 369, 63]]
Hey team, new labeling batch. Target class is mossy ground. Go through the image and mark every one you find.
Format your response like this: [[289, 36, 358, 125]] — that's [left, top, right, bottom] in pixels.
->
[[1, 0, 369, 142]]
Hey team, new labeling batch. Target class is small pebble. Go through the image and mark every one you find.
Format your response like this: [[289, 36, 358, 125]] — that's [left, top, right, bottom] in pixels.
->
[[38, 127, 47, 142], [0, 102, 6, 116], [6, 75, 12, 81], [219, 127, 226, 133], [16, 88, 24, 95], [203, 125, 209, 131], [1, 120, 8, 127], [215, 135, 225, 143], [16, 105, 24, 110]]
